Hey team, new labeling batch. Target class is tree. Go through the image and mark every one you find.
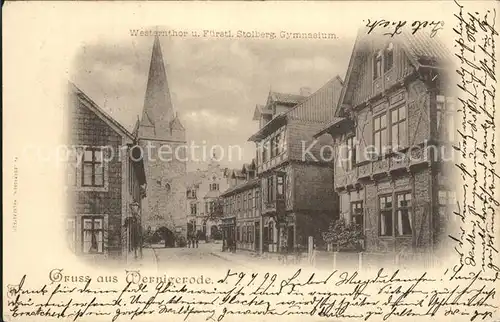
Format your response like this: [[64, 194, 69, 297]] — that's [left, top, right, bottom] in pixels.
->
[[322, 217, 364, 251], [206, 198, 224, 222]]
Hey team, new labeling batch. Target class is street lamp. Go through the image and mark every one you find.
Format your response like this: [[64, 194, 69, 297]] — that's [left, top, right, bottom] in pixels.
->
[[129, 201, 141, 259]]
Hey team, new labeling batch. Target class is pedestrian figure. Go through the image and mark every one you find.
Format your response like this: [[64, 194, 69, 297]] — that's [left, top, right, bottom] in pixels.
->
[[196, 237, 199, 248], [188, 238, 191, 248], [222, 237, 226, 252]]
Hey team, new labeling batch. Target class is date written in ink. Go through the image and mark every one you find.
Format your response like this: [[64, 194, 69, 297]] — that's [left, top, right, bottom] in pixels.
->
[[364, 19, 445, 38]]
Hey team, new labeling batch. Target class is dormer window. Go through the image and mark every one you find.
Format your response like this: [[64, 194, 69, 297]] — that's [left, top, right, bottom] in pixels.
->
[[210, 183, 219, 191], [373, 50, 383, 80], [384, 43, 394, 72]]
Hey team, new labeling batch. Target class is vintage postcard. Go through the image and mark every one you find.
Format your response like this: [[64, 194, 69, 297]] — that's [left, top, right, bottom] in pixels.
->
[[3, 1, 500, 321]]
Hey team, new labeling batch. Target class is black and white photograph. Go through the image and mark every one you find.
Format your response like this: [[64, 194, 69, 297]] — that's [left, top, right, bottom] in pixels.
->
[[3, 1, 499, 321], [65, 23, 460, 271]]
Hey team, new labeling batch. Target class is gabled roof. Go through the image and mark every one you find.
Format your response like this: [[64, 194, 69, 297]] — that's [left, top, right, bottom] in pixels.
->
[[399, 31, 453, 67], [249, 75, 344, 142], [252, 104, 272, 121], [242, 161, 256, 174], [313, 117, 353, 138], [220, 178, 260, 197], [69, 82, 134, 141], [231, 169, 246, 179], [338, 29, 452, 110], [268, 91, 308, 105]]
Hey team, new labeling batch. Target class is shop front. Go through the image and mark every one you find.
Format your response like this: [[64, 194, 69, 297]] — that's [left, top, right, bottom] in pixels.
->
[[221, 216, 236, 251]]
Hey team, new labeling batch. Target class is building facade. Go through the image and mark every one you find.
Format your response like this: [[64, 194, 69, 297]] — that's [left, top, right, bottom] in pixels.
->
[[220, 161, 261, 252], [315, 31, 457, 257], [66, 83, 147, 262], [135, 36, 188, 240], [185, 159, 231, 240], [248, 79, 344, 253]]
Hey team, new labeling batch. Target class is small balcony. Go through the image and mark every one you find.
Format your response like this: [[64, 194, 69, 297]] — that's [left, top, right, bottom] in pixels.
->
[[262, 197, 285, 215]]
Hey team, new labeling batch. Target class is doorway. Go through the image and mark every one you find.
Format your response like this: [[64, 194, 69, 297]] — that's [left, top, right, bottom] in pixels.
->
[[254, 222, 260, 252]]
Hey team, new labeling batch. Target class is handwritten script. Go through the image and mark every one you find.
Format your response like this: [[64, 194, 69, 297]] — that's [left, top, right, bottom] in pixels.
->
[[5, 266, 499, 322], [451, 0, 499, 274], [364, 19, 445, 37]]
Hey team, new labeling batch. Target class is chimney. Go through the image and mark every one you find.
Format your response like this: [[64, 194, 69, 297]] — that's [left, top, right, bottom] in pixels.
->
[[300, 87, 312, 96]]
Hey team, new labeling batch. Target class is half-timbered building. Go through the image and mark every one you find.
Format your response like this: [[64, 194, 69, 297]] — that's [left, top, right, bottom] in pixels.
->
[[220, 161, 261, 252], [315, 30, 457, 259], [249, 78, 344, 253]]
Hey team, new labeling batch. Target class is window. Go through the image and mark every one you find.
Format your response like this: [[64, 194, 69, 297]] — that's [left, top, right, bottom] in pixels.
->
[[266, 176, 274, 203], [273, 134, 280, 157], [379, 195, 393, 236], [373, 113, 388, 158], [384, 43, 394, 72], [255, 190, 260, 209], [396, 192, 412, 236], [282, 129, 287, 153], [82, 216, 104, 254], [67, 218, 76, 252], [243, 226, 247, 243], [262, 141, 269, 163], [373, 50, 383, 79], [237, 226, 240, 241], [68, 162, 77, 186], [269, 222, 274, 242], [390, 105, 406, 150], [249, 226, 254, 243], [82, 148, 104, 187], [187, 189, 197, 199], [351, 201, 363, 227], [190, 203, 197, 215], [205, 202, 209, 214], [270, 137, 275, 158], [437, 96, 456, 143], [346, 136, 357, 171], [243, 194, 247, 210], [439, 190, 456, 222], [276, 174, 284, 199], [248, 191, 252, 209], [210, 183, 219, 191]]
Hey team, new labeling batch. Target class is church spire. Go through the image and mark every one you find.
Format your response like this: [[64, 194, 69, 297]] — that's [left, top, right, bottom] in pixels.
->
[[138, 35, 175, 138]]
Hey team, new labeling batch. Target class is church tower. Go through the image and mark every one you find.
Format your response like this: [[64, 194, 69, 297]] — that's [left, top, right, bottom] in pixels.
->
[[137, 36, 187, 238]]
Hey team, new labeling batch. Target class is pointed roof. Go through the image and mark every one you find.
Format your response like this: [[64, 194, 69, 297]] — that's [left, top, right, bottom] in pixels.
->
[[170, 114, 185, 130], [138, 35, 176, 138], [252, 104, 271, 121]]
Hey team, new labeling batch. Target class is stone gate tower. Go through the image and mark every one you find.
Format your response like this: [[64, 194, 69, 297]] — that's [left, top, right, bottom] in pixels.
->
[[136, 35, 187, 238]]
